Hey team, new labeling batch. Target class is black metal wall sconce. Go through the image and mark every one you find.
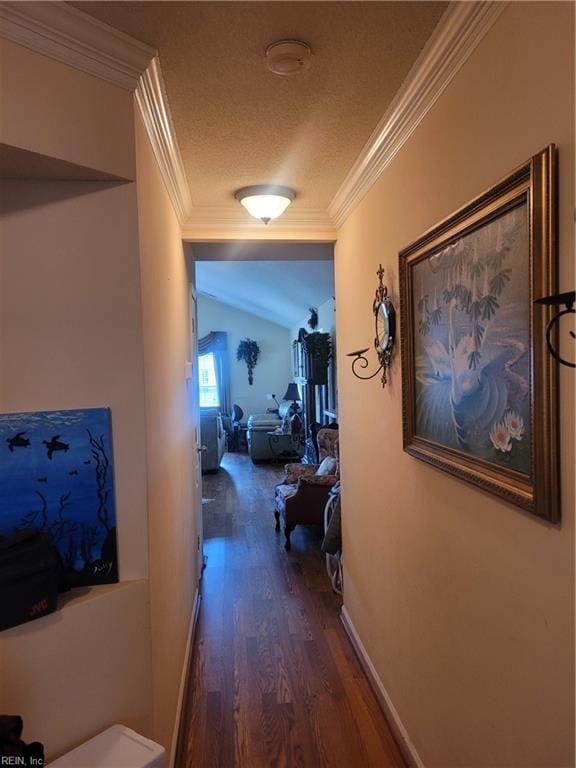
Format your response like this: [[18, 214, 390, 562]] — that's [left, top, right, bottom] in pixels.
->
[[347, 264, 396, 387], [534, 290, 575, 368]]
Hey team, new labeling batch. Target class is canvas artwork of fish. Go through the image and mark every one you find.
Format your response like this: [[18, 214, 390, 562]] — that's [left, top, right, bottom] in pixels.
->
[[0, 408, 118, 586]]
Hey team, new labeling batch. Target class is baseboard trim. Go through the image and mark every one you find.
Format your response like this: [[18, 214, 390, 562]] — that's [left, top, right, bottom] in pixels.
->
[[340, 605, 425, 768], [169, 587, 201, 768]]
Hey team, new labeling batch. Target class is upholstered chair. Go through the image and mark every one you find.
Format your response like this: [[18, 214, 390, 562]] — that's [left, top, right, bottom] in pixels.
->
[[199, 409, 226, 472], [274, 428, 339, 550]]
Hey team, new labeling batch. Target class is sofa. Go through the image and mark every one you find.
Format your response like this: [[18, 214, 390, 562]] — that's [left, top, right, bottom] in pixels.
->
[[246, 413, 282, 461], [199, 409, 226, 472], [247, 403, 305, 463]]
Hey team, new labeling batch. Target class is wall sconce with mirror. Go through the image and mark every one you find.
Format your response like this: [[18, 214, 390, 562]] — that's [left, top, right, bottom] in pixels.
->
[[534, 290, 575, 368], [347, 264, 396, 387]]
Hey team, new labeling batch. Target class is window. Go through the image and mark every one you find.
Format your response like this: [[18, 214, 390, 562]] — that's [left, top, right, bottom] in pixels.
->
[[198, 352, 220, 408]]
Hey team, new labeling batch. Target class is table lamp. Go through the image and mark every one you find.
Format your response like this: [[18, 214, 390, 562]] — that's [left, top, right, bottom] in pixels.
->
[[282, 383, 301, 415]]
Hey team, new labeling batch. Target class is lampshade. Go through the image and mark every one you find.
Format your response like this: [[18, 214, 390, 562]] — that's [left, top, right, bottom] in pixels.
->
[[235, 185, 295, 224], [282, 383, 301, 402]]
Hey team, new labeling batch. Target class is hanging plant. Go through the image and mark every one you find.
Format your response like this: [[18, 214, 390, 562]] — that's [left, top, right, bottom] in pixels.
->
[[303, 331, 331, 362], [307, 307, 319, 330], [236, 338, 260, 385], [302, 332, 332, 385]]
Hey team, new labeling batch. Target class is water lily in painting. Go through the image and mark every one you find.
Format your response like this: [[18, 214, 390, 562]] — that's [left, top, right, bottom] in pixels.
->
[[413, 205, 532, 471], [505, 410, 525, 441], [489, 419, 512, 453]]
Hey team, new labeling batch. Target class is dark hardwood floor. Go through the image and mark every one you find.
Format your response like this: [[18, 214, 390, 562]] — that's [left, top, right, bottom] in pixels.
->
[[178, 452, 405, 768]]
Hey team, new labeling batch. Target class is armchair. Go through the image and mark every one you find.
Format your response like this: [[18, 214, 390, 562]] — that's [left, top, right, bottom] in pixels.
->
[[274, 428, 339, 550], [199, 409, 226, 472], [223, 404, 245, 452]]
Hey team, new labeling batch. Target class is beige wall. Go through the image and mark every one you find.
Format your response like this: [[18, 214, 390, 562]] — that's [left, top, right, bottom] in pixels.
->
[[1, 34, 200, 763], [134, 108, 199, 755], [336, 4, 575, 767], [198, 294, 292, 417], [0, 180, 149, 582], [0, 582, 152, 757], [0, 44, 153, 760], [0, 36, 199, 763], [0, 38, 135, 180]]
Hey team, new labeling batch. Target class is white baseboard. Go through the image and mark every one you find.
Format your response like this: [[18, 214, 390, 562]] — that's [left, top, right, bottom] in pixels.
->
[[169, 587, 201, 768], [340, 606, 425, 768]]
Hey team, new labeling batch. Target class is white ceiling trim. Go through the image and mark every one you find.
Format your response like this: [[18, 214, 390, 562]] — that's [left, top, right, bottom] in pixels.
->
[[135, 58, 192, 223], [0, 1, 155, 91], [181, 206, 336, 235], [0, 1, 507, 233], [328, 1, 507, 228], [0, 1, 192, 222]]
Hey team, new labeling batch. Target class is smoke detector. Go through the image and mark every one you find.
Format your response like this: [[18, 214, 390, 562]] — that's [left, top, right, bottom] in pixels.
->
[[265, 40, 312, 76]]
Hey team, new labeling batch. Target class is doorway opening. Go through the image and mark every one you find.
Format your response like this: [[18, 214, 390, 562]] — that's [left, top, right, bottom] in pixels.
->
[[186, 239, 339, 559], [177, 239, 402, 768], [188, 240, 337, 481]]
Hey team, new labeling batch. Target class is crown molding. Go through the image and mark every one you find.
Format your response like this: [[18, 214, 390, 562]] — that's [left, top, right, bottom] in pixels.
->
[[0, 1, 192, 221], [0, 0, 508, 235], [0, 1, 155, 91], [135, 58, 193, 223], [329, 1, 508, 229], [181, 206, 336, 237]]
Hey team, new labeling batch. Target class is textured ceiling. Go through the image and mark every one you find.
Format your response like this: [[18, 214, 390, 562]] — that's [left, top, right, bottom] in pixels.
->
[[71, 2, 447, 210], [196, 260, 334, 328]]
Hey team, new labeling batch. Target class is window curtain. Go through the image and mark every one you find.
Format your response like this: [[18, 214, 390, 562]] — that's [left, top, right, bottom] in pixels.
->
[[198, 331, 230, 415]]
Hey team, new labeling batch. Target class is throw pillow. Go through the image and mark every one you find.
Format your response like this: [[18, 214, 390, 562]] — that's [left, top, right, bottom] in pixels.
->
[[316, 456, 337, 477]]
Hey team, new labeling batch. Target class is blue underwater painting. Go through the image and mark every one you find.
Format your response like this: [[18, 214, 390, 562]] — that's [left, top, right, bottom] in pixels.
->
[[412, 203, 531, 476], [0, 408, 118, 586]]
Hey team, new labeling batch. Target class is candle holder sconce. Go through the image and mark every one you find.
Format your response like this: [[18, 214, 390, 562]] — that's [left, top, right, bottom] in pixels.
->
[[347, 264, 396, 387], [534, 290, 575, 368]]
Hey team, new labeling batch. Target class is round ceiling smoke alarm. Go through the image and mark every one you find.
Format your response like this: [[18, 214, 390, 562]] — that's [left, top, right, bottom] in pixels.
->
[[265, 40, 312, 76]]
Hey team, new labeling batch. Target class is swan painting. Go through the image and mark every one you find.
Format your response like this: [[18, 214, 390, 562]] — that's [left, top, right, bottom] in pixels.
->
[[400, 146, 559, 520], [411, 203, 531, 475]]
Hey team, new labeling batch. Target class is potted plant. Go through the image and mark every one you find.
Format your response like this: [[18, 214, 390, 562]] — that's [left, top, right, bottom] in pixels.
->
[[236, 338, 260, 385], [303, 332, 331, 385]]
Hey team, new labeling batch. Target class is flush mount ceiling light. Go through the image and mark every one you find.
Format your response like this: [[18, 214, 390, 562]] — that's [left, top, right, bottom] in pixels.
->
[[265, 40, 313, 76], [234, 185, 296, 225]]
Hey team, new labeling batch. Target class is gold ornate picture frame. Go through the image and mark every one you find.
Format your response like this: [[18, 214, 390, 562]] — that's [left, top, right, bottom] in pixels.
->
[[399, 146, 559, 522]]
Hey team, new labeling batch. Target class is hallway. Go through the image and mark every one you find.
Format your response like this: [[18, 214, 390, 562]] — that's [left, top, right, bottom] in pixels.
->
[[178, 453, 404, 768]]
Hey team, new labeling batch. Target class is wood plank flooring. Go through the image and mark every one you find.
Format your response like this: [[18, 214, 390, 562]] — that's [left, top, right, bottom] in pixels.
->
[[177, 452, 405, 768]]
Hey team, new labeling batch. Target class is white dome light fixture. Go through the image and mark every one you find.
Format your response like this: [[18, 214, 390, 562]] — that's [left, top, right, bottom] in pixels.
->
[[235, 185, 296, 225]]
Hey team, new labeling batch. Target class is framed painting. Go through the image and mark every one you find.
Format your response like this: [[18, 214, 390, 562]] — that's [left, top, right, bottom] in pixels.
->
[[0, 407, 119, 585], [399, 146, 559, 522]]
